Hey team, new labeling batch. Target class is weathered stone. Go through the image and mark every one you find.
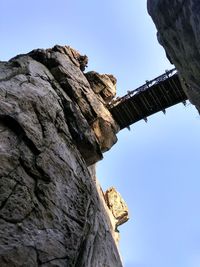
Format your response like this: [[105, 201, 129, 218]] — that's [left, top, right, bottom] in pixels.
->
[[88, 168, 123, 246], [28, 46, 119, 153], [147, 0, 200, 112], [52, 45, 88, 71], [105, 187, 129, 228], [85, 71, 117, 103], [0, 46, 125, 266], [92, 117, 118, 152], [0, 246, 38, 267]]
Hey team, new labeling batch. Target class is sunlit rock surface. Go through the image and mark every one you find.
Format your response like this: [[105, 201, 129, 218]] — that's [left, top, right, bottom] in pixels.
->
[[105, 187, 129, 229], [85, 71, 117, 103], [147, 0, 200, 112], [0, 45, 125, 267]]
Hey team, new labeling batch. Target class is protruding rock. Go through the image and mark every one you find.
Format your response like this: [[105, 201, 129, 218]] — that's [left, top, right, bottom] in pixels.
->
[[105, 187, 129, 228], [92, 117, 118, 152], [85, 71, 117, 103], [84, 71, 119, 152], [52, 45, 88, 71], [28, 46, 119, 154]]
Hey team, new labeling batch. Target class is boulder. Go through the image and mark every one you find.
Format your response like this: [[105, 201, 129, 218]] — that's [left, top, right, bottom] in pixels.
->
[[104, 187, 129, 229]]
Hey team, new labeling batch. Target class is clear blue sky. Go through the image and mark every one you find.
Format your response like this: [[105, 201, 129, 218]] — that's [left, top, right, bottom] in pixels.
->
[[1, 1, 200, 266]]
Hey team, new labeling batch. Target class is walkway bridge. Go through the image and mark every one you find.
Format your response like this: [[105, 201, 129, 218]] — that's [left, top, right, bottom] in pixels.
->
[[108, 69, 188, 130]]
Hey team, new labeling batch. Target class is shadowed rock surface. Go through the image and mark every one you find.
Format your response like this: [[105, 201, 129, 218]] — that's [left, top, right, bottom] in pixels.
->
[[0, 45, 126, 267], [147, 0, 200, 112]]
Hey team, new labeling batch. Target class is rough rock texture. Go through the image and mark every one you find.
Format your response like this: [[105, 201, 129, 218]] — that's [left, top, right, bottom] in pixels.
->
[[0, 45, 125, 267], [28, 46, 119, 153], [147, 0, 200, 112], [88, 166, 128, 245], [85, 71, 117, 103], [104, 187, 129, 229]]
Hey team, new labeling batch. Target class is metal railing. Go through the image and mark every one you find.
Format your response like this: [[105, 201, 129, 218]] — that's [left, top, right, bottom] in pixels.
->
[[108, 68, 177, 108]]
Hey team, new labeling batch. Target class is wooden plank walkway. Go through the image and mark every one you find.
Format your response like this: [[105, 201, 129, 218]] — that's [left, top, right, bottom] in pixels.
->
[[108, 69, 188, 130]]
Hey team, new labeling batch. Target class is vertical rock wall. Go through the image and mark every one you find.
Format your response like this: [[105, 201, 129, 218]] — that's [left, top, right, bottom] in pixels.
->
[[0, 45, 125, 267], [147, 0, 200, 111], [147, 0, 200, 112]]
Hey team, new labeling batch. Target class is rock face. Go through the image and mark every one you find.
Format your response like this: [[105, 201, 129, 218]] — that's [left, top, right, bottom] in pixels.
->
[[104, 187, 129, 229], [0, 45, 126, 267], [85, 71, 117, 103], [147, 0, 200, 112]]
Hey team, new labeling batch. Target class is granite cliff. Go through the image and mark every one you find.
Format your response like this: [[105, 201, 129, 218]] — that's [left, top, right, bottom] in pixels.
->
[[147, 0, 200, 112], [0, 45, 128, 267]]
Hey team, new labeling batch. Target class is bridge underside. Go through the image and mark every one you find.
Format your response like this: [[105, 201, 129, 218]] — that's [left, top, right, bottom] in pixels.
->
[[108, 70, 188, 130]]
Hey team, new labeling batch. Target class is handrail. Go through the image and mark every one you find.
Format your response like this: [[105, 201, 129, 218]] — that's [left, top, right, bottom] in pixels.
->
[[108, 68, 177, 108]]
